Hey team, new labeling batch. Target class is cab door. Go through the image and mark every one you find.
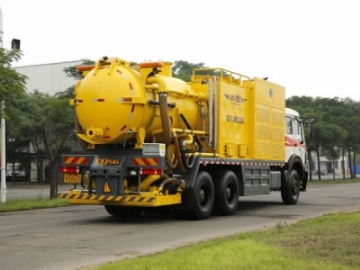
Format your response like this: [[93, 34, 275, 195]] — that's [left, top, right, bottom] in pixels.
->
[[285, 115, 306, 162]]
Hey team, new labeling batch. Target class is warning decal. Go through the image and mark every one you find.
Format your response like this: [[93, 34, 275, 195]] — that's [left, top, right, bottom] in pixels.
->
[[103, 180, 111, 193]]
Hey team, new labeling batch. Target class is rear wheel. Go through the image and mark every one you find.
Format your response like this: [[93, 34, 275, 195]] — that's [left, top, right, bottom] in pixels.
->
[[190, 171, 214, 220], [281, 170, 300, 205], [214, 170, 239, 216], [104, 205, 144, 217]]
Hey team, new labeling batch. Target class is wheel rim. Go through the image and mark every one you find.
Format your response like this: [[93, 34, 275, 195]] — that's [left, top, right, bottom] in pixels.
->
[[199, 188, 206, 203], [199, 185, 211, 206], [291, 179, 299, 199], [225, 184, 236, 204], [226, 187, 232, 200]]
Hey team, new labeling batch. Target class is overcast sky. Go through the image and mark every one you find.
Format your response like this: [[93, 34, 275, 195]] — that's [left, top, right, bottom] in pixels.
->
[[1, 0, 359, 100]]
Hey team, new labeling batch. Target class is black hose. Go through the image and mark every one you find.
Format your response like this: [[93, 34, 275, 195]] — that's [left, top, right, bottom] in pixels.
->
[[180, 146, 196, 170], [160, 177, 185, 195]]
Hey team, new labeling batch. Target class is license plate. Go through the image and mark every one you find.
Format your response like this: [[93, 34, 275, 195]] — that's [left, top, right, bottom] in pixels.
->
[[63, 173, 82, 184]]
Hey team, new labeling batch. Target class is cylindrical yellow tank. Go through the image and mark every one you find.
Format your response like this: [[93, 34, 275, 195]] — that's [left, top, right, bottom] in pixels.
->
[[72, 57, 206, 146]]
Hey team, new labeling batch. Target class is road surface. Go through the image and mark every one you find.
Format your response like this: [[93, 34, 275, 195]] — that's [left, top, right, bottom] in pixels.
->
[[0, 183, 359, 270]]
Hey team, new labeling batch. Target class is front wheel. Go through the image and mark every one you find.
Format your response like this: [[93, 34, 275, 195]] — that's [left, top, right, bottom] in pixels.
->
[[281, 170, 300, 205]]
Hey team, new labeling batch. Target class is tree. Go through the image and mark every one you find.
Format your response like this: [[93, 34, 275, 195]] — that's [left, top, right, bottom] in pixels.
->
[[287, 96, 360, 180], [59, 59, 95, 98], [0, 38, 27, 107], [337, 98, 360, 178], [43, 94, 75, 198], [43, 59, 95, 197], [12, 91, 48, 183], [0, 38, 27, 184], [13, 90, 75, 197], [321, 124, 348, 180], [287, 96, 348, 180], [172, 60, 206, 81]]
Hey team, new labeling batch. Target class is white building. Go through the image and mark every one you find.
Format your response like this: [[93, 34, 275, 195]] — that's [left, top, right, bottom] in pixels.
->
[[14, 60, 82, 95], [318, 155, 349, 176]]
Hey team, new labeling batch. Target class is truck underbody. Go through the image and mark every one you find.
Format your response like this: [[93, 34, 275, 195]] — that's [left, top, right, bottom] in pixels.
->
[[58, 145, 307, 219]]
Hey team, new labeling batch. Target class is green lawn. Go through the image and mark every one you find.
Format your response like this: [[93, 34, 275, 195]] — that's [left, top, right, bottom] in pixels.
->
[[0, 198, 69, 212], [94, 211, 360, 270]]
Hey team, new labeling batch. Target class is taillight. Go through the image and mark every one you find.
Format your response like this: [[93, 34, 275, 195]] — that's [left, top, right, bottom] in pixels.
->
[[61, 166, 79, 173], [140, 168, 162, 176]]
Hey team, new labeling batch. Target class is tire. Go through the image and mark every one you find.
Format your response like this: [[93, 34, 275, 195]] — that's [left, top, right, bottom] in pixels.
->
[[214, 170, 239, 216], [281, 170, 300, 205], [104, 205, 143, 217], [190, 171, 215, 220]]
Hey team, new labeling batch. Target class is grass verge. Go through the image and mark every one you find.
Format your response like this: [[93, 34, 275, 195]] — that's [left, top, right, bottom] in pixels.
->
[[0, 198, 69, 212], [94, 211, 360, 270]]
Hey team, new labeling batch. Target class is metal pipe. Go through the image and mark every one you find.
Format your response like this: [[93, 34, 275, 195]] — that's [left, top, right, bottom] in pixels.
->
[[159, 92, 171, 145], [152, 128, 206, 136], [140, 175, 161, 191], [200, 105, 206, 131], [180, 134, 196, 170], [146, 76, 171, 145], [172, 134, 186, 172], [181, 134, 194, 148], [208, 79, 213, 148], [213, 76, 218, 151], [146, 76, 166, 92], [179, 113, 203, 151], [1, 101, 6, 202], [0, 9, 6, 202]]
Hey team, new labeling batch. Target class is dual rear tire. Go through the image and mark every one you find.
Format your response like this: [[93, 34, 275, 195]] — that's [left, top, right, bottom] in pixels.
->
[[189, 170, 239, 219], [213, 171, 239, 216]]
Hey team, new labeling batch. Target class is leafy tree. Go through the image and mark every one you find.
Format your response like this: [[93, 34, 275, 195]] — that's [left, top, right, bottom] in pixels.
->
[[0, 38, 27, 107], [0, 38, 27, 132], [7, 59, 94, 196], [44, 94, 75, 198], [44, 60, 96, 197], [172, 60, 206, 81], [0, 38, 27, 183], [287, 96, 360, 180], [321, 124, 348, 180], [337, 98, 360, 178], [58, 59, 95, 98], [11, 91, 47, 183], [13, 90, 75, 197]]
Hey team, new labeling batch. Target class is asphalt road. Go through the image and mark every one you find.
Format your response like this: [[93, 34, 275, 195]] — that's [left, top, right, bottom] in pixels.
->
[[0, 183, 359, 270]]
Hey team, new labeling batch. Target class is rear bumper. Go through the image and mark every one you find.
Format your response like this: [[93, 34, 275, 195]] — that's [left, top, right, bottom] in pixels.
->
[[58, 189, 182, 207]]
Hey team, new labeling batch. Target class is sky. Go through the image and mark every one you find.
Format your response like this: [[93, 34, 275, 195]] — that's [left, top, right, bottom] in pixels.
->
[[0, 0, 360, 100]]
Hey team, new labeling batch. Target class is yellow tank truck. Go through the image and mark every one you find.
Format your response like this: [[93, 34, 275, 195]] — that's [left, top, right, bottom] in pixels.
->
[[58, 57, 308, 219]]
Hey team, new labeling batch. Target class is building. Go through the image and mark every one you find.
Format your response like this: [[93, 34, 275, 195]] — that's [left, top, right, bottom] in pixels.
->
[[14, 60, 82, 95], [318, 155, 349, 176]]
